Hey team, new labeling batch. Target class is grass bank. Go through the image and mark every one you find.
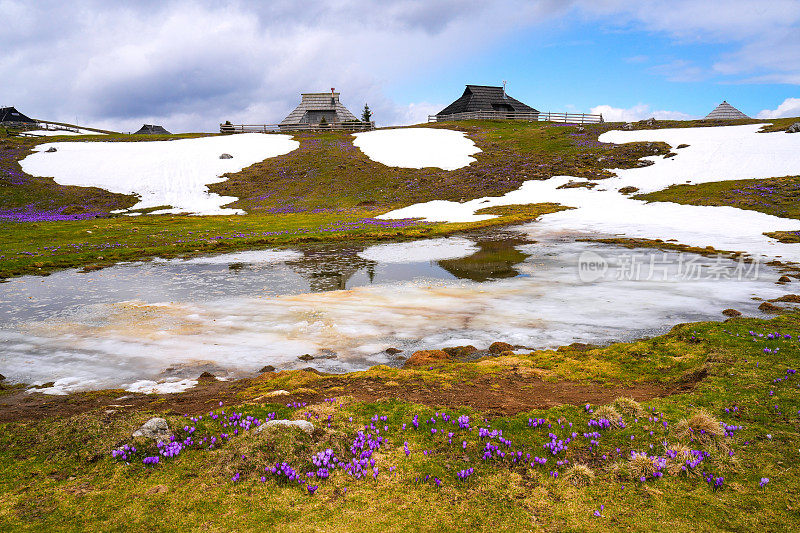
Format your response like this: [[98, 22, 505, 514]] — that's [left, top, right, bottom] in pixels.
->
[[0, 313, 798, 531]]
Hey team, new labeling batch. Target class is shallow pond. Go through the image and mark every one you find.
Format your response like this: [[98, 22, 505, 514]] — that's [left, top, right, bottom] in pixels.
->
[[0, 224, 791, 394]]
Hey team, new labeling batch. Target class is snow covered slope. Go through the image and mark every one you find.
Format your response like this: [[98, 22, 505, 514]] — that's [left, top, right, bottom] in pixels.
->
[[379, 125, 800, 261], [21, 133, 299, 215]]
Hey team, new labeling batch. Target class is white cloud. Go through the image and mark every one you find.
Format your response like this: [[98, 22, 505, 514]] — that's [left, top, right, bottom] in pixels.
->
[[591, 104, 695, 122], [756, 98, 800, 119]]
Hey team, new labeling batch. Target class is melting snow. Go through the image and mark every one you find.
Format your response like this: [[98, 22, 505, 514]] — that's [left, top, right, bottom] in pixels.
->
[[352, 128, 481, 170], [20, 133, 299, 215], [358, 237, 479, 263], [380, 125, 800, 261]]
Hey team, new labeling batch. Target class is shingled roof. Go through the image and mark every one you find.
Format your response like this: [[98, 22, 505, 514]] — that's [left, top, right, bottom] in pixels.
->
[[0, 106, 36, 124], [704, 101, 750, 120], [280, 92, 359, 126], [437, 85, 538, 117], [134, 124, 171, 135]]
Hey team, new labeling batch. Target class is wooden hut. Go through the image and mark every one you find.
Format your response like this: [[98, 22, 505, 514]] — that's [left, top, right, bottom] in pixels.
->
[[436, 85, 538, 121], [134, 124, 171, 134], [0, 106, 37, 127], [280, 90, 360, 130]]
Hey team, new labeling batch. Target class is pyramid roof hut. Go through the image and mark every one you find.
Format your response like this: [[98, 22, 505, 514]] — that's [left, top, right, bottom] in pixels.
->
[[280, 90, 359, 130], [704, 101, 750, 120], [134, 124, 171, 135], [436, 85, 538, 119], [0, 106, 37, 125]]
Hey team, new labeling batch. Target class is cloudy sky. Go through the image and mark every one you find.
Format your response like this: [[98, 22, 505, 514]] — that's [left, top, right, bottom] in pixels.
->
[[2, 0, 799, 132]]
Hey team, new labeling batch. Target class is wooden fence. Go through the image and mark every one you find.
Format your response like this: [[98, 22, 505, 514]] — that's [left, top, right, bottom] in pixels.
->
[[428, 111, 603, 124], [220, 121, 375, 133]]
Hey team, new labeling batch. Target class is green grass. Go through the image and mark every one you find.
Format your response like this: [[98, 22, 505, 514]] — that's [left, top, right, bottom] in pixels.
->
[[1, 314, 799, 531], [637, 175, 800, 221], [0, 203, 566, 278]]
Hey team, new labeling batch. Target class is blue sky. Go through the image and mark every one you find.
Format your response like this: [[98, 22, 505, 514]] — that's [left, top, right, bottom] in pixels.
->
[[2, 0, 799, 131]]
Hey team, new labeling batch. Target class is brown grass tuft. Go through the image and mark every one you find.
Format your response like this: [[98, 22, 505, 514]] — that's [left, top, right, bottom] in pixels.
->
[[563, 464, 595, 487], [612, 397, 644, 419], [675, 410, 724, 444], [591, 405, 623, 427]]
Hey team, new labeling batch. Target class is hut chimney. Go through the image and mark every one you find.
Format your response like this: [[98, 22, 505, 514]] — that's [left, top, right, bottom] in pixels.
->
[[502, 80, 507, 99]]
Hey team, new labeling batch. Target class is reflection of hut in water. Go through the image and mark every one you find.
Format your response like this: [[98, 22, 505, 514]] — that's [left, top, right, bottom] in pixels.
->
[[437, 239, 529, 282], [288, 247, 376, 292]]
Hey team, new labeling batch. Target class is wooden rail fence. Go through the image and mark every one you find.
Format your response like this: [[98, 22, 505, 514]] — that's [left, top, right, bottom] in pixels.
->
[[220, 121, 375, 133], [428, 111, 603, 124]]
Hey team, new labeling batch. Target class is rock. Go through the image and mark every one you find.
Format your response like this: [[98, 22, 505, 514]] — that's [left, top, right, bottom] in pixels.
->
[[778, 275, 792, 283], [618, 186, 639, 194], [722, 309, 742, 317], [442, 345, 479, 358], [385, 347, 403, 355], [404, 350, 450, 367], [0, 373, 4, 381], [641, 117, 656, 126], [266, 390, 291, 397], [298, 354, 314, 362], [489, 342, 514, 354], [676, 144, 689, 149], [198, 371, 215, 378], [758, 301, 783, 313], [132, 418, 171, 441], [622, 123, 634, 130], [772, 294, 800, 303], [45, 147, 57, 152], [219, 153, 233, 159], [786, 122, 800, 133], [576, 126, 585, 133], [259, 365, 276, 373], [256, 419, 314, 434]]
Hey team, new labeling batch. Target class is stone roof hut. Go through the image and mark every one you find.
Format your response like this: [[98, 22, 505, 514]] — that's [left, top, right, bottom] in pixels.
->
[[704, 101, 750, 120], [280, 90, 359, 130], [0, 106, 37, 125]]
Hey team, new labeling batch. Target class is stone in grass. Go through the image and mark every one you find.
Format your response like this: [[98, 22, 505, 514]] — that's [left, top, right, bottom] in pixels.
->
[[266, 389, 291, 397], [722, 308, 742, 317], [622, 123, 634, 130], [489, 341, 514, 354], [758, 301, 784, 313], [404, 350, 450, 367], [219, 153, 233, 159], [786, 122, 800, 134], [256, 419, 314, 435], [132, 418, 171, 442]]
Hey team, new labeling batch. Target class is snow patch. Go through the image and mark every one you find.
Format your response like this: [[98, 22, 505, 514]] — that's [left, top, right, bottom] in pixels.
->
[[177, 249, 303, 265], [352, 128, 480, 170], [20, 133, 299, 215], [381, 125, 800, 261], [358, 237, 479, 263], [125, 378, 199, 394]]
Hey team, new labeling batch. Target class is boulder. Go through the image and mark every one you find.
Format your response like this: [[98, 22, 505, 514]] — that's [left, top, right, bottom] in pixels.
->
[[256, 419, 314, 434], [722, 309, 742, 317], [786, 122, 800, 133], [219, 153, 233, 159], [385, 347, 403, 355], [778, 275, 792, 283], [45, 147, 57, 153], [404, 350, 450, 367], [198, 371, 215, 379], [622, 123, 634, 130], [758, 301, 783, 313], [132, 418, 171, 441], [298, 354, 314, 361], [489, 341, 514, 354], [266, 389, 290, 397], [259, 365, 276, 373]]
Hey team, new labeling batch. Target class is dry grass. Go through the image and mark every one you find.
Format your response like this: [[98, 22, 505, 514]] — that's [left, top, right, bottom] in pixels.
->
[[626, 452, 658, 479], [591, 405, 624, 427], [674, 410, 724, 444], [612, 397, 644, 419], [563, 464, 595, 487]]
